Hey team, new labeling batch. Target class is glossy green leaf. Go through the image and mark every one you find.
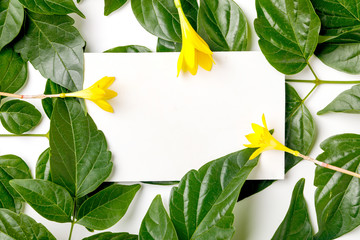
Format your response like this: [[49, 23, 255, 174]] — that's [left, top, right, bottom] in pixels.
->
[[314, 134, 360, 239], [104, 45, 151, 53], [285, 83, 316, 170], [0, 47, 27, 96], [50, 98, 112, 198], [10, 179, 73, 223], [15, 12, 85, 92], [239, 84, 316, 201], [104, 0, 127, 16], [83, 232, 138, 240], [0, 100, 42, 134], [139, 195, 178, 240], [254, 0, 320, 74], [131, 0, 198, 43], [156, 38, 181, 52], [0, 0, 23, 51], [310, 0, 360, 74], [315, 31, 360, 74], [0, 232, 15, 240], [318, 84, 360, 114], [0, 155, 31, 213], [170, 148, 258, 240], [18, 0, 84, 18], [77, 184, 140, 230], [197, 0, 248, 51], [271, 178, 313, 240], [42, 79, 68, 119], [35, 148, 51, 181], [0, 209, 56, 239]]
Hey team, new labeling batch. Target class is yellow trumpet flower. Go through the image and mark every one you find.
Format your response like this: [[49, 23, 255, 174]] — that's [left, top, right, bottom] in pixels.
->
[[174, 0, 214, 76], [60, 76, 117, 113], [244, 114, 299, 160]]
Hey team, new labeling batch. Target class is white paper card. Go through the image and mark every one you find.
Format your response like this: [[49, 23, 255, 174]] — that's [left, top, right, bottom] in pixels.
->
[[0, 52, 285, 181]]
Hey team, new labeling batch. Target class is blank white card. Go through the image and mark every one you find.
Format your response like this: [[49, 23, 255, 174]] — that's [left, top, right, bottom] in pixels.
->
[[0, 52, 285, 181]]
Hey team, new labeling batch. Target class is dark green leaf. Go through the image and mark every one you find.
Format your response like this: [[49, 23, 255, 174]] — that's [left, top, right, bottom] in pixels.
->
[[0, 155, 31, 212], [314, 134, 360, 239], [170, 148, 258, 240], [318, 83, 360, 114], [239, 84, 316, 201], [83, 232, 138, 240], [254, 0, 320, 74], [139, 195, 178, 240], [77, 184, 140, 230], [18, 0, 84, 18], [104, 45, 151, 53], [15, 12, 85, 92], [42, 79, 68, 119], [0, 47, 27, 95], [197, 0, 248, 51], [315, 31, 360, 74], [10, 179, 73, 223], [35, 148, 51, 181], [310, 0, 360, 74], [0, 209, 56, 239], [104, 0, 127, 16], [271, 178, 313, 240], [0, 99, 42, 134], [0, 0, 24, 50], [50, 98, 112, 198], [156, 38, 181, 52], [0, 232, 15, 240], [285, 83, 316, 171], [131, 0, 198, 43]]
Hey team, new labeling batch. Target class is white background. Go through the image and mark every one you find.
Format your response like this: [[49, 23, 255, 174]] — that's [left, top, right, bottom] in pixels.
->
[[7, 0, 360, 239]]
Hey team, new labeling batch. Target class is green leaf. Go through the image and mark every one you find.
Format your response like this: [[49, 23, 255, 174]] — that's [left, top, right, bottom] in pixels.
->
[[170, 148, 258, 240], [10, 179, 73, 223], [285, 83, 316, 170], [0, 47, 27, 96], [131, 0, 198, 43], [139, 195, 178, 240], [50, 98, 113, 198], [42, 79, 68, 119], [77, 184, 140, 230], [310, 0, 360, 74], [156, 38, 181, 52], [0, 99, 42, 134], [314, 134, 360, 239], [0, 0, 24, 50], [104, 45, 151, 53], [318, 83, 360, 114], [239, 84, 316, 201], [18, 0, 84, 18], [254, 0, 320, 74], [271, 178, 313, 240], [104, 0, 127, 16], [0, 209, 56, 239], [0, 155, 31, 212], [83, 232, 138, 240], [35, 148, 51, 181], [197, 0, 248, 51], [0, 232, 16, 240], [14, 11, 85, 92]]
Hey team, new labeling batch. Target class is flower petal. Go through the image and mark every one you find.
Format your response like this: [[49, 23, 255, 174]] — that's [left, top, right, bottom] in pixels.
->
[[96, 76, 115, 89], [249, 147, 265, 160], [104, 89, 118, 99], [197, 50, 213, 72], [262, 114, 268, 129], [93, 100, 114, 113]]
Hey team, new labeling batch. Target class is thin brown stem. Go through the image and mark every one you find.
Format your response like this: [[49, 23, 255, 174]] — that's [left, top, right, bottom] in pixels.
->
[[299, 153, 360, 179]]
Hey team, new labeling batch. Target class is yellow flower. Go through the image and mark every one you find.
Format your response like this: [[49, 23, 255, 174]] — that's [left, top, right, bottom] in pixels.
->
[[60, 76, 117, 113], [244, 114, 299, 160], [175, 0, 214, 76]]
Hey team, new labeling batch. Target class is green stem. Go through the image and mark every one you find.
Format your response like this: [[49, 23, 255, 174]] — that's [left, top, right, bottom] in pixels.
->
[[68, 198, 77, 240], [307, 61, 320, 81], [68, 218, 75, 240], [0, 133, 49, 139], [302, 84, 319, 102], [286, 79, 360, 84]]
